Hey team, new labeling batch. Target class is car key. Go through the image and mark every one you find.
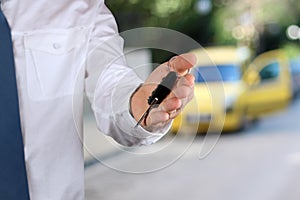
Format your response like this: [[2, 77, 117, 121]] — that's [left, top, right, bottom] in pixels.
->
[[135, 71, 178, 128]]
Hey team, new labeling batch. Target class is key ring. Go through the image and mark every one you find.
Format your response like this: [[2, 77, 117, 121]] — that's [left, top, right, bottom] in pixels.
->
[[167, 56, 191, 76]]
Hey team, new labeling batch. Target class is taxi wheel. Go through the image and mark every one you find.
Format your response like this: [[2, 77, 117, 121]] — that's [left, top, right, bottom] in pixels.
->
[[239, 115, 255, 131]]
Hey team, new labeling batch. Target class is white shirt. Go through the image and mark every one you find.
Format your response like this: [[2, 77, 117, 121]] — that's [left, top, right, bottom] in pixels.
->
[[1, 1, 168, 199]]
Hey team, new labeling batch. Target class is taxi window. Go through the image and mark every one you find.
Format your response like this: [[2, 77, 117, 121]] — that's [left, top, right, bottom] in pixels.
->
[[193, 64, 241, 82], [259, 61, 280, 81]]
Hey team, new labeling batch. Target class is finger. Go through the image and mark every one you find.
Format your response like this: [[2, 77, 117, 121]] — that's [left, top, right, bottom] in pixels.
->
[[170, 77, 194, 99], [180, 97, 191, 109], [171, 85, 192, 100], [177, 73, 195, 87], [168, 109, 181, 119], [160, 97, 182, 113], [169, 73, 194, 98], [146, 109, 170, 126], [146, 97, 181, 126], [169, 53, 196, 76]]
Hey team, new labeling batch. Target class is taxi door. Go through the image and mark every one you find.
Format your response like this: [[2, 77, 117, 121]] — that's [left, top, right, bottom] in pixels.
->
[[242, 50, 292, 117]]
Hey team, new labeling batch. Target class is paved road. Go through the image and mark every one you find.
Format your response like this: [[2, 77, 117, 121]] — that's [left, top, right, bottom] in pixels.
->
[[84, 98, 300, 200]]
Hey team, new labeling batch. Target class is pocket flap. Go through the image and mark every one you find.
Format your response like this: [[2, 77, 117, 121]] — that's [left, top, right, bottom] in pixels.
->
[[24, 28, 86, 55]]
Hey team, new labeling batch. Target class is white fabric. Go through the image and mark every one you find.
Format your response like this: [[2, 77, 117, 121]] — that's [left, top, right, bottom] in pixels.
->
[[1, 1, 169, 199]]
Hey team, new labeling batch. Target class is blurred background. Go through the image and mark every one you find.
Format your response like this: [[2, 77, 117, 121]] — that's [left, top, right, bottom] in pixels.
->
[[106, 0, 300, 62], [84, 0, 300, 199]]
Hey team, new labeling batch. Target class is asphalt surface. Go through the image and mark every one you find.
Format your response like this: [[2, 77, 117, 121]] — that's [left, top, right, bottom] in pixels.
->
[[84, 97, 300, 200]]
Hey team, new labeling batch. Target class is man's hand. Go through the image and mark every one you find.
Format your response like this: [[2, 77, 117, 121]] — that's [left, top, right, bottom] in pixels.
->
[[130, 53, 196, 131]]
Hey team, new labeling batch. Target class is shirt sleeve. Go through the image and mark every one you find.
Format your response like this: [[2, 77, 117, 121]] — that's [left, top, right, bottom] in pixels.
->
[[85, 1, 171, 146]]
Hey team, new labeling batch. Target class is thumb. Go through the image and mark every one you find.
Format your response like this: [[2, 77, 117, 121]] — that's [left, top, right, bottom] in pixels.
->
[[169, 53, 197, 76]]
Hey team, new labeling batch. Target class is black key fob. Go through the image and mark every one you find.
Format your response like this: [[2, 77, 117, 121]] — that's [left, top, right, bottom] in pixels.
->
[[147, 71, 178, 105], [135, 71, 178, 128]]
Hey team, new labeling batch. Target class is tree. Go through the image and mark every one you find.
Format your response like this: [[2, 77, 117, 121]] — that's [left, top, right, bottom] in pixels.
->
[[106, 0, 216, 62], [211, 0, 300, 53]]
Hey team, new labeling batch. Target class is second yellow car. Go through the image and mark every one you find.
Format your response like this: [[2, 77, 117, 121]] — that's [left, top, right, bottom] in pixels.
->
[[171, 46, 292, 134]]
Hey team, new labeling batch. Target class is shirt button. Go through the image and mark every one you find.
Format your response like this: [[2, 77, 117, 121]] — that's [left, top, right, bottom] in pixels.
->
[[53, 43, 61, 49]]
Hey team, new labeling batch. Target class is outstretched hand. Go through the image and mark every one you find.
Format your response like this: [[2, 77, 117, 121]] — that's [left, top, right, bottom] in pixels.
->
[[130, 53, 196, 131]]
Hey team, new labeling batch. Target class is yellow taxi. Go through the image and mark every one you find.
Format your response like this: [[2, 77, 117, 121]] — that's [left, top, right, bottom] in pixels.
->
[[171, 47, 292, 133]]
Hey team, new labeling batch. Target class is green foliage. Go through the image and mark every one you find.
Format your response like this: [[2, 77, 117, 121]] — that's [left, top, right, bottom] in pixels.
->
[[106, 0, 215, 63], [210, 0, 300, 49], [282, 43, 300, 58], [106, 0, 300, 59], [106, 0, 194, 29]]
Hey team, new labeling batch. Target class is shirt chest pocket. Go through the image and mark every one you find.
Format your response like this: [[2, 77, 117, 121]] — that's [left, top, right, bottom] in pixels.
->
[[24, 28, 89, 101]]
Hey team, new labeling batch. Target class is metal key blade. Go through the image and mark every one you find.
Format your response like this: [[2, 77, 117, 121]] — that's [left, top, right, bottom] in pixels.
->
[[134, 97, 158, 128]]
